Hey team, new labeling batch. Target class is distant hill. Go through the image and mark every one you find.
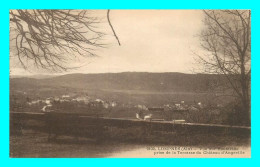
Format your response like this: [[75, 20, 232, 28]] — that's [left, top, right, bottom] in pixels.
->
[[10, 72, 232, 106], [10, 74, 58, 79], [10, 72, 225, 92]]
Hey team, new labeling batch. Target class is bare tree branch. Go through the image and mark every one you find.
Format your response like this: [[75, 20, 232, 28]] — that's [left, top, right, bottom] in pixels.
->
[[10, 9, 121, 72], [107, 9, 121, 46], [196, 10, 251, 120]]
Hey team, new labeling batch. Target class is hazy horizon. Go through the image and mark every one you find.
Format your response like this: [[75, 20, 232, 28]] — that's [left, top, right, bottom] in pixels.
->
[[10, 71, 203, 77]]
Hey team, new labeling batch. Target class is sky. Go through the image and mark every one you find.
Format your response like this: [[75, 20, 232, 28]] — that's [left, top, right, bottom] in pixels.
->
[[10, 10, 205, 75]]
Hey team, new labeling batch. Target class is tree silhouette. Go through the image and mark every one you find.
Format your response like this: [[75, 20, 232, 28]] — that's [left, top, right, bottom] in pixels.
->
[[10, 10, 120, 71], [197, 10, 251, 124]]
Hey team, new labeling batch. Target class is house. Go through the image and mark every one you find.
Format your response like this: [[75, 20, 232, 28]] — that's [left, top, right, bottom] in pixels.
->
[[110, 101, 117, 107], [62, 95, 70, 98], [95, 99, 104, 103], [175, 104, 181, 108], [75, 96, 90, 103], [103, 102, 110, 109], [27, 99, 41, 105], [45, 99, 51, 105], [136, 104, 148, 110], [189, 106, 199, 111]]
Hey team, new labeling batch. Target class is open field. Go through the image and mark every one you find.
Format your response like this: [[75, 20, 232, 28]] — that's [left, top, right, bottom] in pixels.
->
[[10, 112, 250, 158], [10, 129, 250, 158], [10, 130, 139, 158]]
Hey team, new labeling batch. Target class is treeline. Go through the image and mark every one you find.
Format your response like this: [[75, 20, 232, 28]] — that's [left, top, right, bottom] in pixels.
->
[[10, 72, 229, 93]]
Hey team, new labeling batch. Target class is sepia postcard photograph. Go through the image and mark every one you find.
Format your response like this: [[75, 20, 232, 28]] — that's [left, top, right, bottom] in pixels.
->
[[9, 9, 251, 158]]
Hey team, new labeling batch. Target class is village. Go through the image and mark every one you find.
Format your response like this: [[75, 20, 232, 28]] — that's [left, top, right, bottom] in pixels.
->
[[10, 87, 229, 124], [21, 92, 218, 122]]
